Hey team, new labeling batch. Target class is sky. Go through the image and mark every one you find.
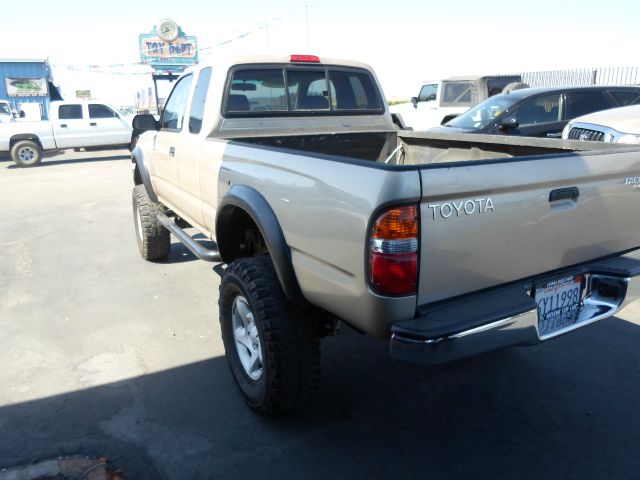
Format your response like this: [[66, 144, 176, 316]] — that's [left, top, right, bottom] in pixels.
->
[[2, 0, 640, 105]]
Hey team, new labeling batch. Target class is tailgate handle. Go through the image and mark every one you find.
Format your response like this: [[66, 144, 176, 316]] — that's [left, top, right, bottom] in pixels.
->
[[549, 187, 579, 202]]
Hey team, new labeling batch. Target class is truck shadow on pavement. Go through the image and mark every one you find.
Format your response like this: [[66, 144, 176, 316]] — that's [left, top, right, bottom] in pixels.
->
[[0, 318, 639, 479], [5, 154, 130, 169]]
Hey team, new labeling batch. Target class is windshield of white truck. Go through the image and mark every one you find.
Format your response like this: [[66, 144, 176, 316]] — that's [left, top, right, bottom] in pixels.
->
[[225, 65, 384, 116], [0, 103, 11, 115], [446, 94, 519, 129]]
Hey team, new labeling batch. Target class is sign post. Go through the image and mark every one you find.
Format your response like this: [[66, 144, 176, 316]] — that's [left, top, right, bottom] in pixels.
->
[[139, 19, 198, 114]]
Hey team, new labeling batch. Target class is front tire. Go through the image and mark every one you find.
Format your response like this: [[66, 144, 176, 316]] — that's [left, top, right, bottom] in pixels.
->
[[219, 256, 320, 415], [132, 185, 170, 261], [11, 140, 42, 167]]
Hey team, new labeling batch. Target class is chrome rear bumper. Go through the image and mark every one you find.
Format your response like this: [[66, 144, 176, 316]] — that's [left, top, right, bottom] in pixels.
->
[[391, 268, 640, 366]]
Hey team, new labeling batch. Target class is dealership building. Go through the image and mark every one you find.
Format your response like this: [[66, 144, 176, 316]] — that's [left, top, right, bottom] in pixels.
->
[[0, 59, 62, 121]]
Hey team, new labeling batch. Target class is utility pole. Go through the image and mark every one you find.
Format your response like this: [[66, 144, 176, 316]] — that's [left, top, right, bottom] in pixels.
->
[[305, 4, 311, 49]]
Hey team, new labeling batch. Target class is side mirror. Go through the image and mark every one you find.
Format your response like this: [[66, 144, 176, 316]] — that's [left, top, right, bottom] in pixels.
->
[[411, 96, 418, 108], [499, 117, 519, 131], [132, 114, 158, 131], [19, 111, 26, 118]]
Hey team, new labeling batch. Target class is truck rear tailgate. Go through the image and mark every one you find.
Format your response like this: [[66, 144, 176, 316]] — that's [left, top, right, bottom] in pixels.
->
[[418, 150, 640, 305]]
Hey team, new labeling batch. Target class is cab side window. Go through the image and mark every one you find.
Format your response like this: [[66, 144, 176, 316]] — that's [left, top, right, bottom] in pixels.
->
[[189, 68, 212, 134], [89, 104, 118, 118], [418, 84, 437, 102], [59, 104, 83, 120], [161, 75, 193, 131]]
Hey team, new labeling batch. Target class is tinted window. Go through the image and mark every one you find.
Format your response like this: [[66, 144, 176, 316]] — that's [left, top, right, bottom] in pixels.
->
[[441, 81, 477, 106], [418, 84, 437, 102], [189, 67, 212, 134], [161, 74, 193, 130], [508, 94, 561, 126], [610, 90, 640, 106], [225, 66, 383, 115], [288, 70, 329, 110], [58, 104, 83, 120], [89, 104, 117, 118], [486, 76, 521, 97], [329, 70, 382, 110], [565, 91, 613, 119], [228, 69, 287, 112]]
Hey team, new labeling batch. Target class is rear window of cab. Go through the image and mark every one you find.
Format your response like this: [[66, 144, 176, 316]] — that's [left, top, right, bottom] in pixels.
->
[[224, 65, 384, 116]]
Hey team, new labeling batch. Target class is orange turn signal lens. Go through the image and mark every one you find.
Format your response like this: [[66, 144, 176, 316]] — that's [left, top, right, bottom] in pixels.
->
[[371, 206, 418, 240]]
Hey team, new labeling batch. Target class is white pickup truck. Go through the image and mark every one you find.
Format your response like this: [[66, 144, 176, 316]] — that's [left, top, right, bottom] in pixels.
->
[[131, 55, 640, 415], [0, 100, 17, 123], [0, 100, 132, 166]]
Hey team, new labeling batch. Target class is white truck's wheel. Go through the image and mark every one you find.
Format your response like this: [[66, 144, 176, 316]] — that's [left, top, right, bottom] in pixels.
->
[[219, 256, 320, 415], [132, 185, 170, 261], [11, 140, 42, 167]]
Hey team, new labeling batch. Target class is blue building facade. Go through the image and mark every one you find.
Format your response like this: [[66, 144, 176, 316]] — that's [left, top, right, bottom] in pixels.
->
[[0, 59, 61, 120]]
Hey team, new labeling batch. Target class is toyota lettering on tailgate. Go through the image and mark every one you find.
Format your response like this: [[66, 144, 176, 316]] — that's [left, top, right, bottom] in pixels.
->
[[427, 197, 495, 220]]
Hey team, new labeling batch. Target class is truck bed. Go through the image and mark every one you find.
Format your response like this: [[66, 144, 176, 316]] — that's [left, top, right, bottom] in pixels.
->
[[214, 131, 640, 333], [225, 130, 627, 167]]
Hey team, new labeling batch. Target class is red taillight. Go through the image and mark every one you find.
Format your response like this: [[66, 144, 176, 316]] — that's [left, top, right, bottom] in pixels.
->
[[290, 54, 321, 63], [369, 205, 418, 295]]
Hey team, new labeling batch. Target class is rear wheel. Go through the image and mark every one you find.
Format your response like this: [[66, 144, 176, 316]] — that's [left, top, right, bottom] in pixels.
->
[[132, 185, 170, 261], [11, 140, 42, 167], [219, 256, 320, 415]]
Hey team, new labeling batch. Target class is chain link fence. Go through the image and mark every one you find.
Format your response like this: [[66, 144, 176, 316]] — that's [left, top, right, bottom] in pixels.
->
[[504, 67, 640, 87]]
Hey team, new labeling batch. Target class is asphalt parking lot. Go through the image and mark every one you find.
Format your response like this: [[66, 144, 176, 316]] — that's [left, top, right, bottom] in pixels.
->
[[1, 149, 640, 479]]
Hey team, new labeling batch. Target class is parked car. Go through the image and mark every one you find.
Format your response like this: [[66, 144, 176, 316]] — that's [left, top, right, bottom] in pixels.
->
[[430, 85, 640, 138], [131, 54, 640, 415], [562, 104, 640, 144], [0, 100, 133, 166], [390, 75, 526, 130]]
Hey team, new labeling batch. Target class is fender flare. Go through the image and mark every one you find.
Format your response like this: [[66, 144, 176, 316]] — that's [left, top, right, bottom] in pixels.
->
[[216, 185, 306, 305], [10, 134, 42, 149], [132, 146, 158, 203]]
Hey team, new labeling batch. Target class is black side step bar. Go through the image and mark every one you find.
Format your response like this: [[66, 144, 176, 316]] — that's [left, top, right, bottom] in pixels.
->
[[156, 212, 222, 262]]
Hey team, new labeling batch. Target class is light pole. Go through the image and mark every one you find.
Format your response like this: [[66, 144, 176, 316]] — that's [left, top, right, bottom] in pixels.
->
[[305, 4, 320, 49]]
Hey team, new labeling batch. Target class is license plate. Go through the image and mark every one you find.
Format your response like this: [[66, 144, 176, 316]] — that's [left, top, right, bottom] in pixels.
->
[[534, 275, 583, 338]]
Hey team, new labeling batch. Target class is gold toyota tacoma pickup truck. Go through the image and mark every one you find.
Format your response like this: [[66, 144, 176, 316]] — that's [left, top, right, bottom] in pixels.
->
[[130, 54, 640, 415]]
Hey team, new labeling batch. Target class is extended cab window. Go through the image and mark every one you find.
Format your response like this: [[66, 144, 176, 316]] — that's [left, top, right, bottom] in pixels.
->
[[59, 104, 83, 120], [161, 74, 193, 130], [225, 66, 382, 116], [89, 104, 118, 118], [189, 67, 212, 134]]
